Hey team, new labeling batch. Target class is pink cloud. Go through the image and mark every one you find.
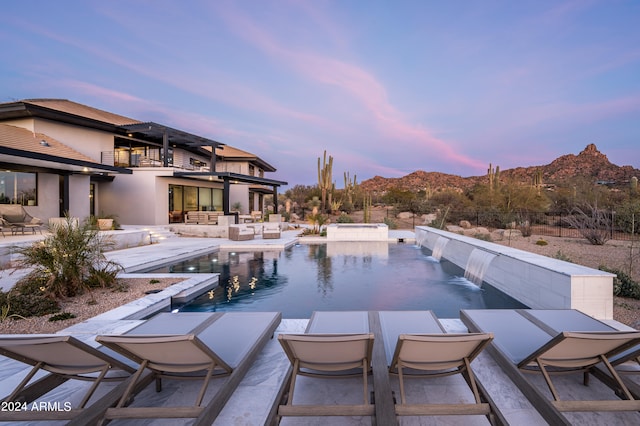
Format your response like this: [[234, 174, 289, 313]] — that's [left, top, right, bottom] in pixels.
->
[[216, 3, 485, 171]]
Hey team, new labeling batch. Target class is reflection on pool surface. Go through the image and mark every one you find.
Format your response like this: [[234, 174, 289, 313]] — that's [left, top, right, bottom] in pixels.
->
[[151, 242, 527, 318]]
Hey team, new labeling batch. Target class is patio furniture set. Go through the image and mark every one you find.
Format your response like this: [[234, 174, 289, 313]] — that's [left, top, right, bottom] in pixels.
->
[[2, 309, 640, 424], [228, 222, 281, 241]]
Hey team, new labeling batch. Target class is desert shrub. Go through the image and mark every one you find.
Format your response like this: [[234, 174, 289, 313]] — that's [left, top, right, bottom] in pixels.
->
[[85, 262, 122, 289], [474, 233, 492, 242], [49, 312, 76, 322], [519, 222, 532, 237], [149, 279, 160, 284], [553, 250, 572, 262], [299, 227, 320, 236], [336, 213, 354, 223], [1, 292, 59, 318], [14, 216, 121, 298], [600, 266, 640, 299], [536, 239, 548, 246], [383, 217, 397, 229], [563, 205, 612, 245]]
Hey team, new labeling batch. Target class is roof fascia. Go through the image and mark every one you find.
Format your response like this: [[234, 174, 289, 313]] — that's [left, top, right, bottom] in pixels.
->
[[0, 102, 122, 133], [174, 171, 287, 186], [0, 146, 132, 174]]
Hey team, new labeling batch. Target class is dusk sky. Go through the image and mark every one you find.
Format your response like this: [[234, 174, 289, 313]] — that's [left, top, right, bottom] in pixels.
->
[[2, 1, 639, 188]]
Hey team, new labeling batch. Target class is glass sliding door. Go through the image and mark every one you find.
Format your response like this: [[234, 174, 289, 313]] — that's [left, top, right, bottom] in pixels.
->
[[169, 185, 184, 223], [168, 184, 223, 222], [198, 187, 212, 211]]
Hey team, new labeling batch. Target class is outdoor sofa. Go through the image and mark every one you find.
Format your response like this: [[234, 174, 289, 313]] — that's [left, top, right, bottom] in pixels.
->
[[228, 224, 254, 241]]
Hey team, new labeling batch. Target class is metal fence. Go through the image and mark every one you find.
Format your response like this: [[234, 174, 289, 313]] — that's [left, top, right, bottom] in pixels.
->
[[445, 210, 640, 241]]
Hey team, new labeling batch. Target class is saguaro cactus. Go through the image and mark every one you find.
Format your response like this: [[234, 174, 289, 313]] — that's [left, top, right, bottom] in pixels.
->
[[363, 192, 372, 223], [488, 163, 500, 192], [533, 169, 543, 193], [343, 171, 357, 207], [317, 150, 333, 213]]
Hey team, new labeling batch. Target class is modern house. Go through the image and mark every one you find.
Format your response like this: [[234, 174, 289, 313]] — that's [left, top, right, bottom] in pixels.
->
[[0, 99, 287, 225]]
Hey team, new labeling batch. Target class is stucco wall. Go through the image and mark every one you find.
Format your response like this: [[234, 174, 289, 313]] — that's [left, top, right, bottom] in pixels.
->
[[33, 119, 114, 163], [68, 174, 91, 219], [230, 184, 250, 213]]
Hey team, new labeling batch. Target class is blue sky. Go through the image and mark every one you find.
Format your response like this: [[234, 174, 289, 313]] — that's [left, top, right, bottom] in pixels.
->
[[1, 1, 639, 187]]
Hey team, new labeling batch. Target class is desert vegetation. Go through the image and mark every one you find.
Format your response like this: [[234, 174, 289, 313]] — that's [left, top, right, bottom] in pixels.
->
[[0, 216, 124, 320]]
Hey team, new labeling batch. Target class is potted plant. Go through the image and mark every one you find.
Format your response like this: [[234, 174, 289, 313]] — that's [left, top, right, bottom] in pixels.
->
[[231, 202, 243, 213], [93, 213, 119, 230], [97, 218, 113, 230]]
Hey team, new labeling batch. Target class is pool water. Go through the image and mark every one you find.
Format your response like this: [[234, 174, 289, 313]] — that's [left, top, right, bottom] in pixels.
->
[[152, 243, 527, 318]]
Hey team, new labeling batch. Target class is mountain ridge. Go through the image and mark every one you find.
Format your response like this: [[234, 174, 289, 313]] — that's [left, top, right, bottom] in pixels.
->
[[360, 144, 639, 193]]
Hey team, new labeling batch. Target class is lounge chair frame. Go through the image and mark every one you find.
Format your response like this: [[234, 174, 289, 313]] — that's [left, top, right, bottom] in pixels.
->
[[96, 333, 232, 419], [389, 332, 494, 417], [461, 309, 640, 425], [87, 311, 281, 426], [0, 335, 135, 422], [277, 332, 375, 418]]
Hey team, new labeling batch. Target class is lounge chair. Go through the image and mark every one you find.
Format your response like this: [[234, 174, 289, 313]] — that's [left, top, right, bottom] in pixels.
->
[[461, 309, 640, 425], [277, 311, 375, 419], [94, 311, 281, 424], [515, 309, 640, 397], [0, 334, 135, 422], [377, 311, 495, 420]]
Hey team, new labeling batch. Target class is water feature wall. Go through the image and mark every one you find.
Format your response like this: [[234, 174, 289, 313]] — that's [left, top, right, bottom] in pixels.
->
[[415, 226, 615, 319]]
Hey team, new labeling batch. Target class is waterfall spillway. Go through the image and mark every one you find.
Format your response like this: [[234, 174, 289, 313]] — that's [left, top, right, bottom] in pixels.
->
[[464, 249, 496, 287], [430, 236, 450, 262], [415, 228, 429, 248]]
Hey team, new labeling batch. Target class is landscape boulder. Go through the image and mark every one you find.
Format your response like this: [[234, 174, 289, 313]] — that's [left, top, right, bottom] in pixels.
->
[[463, 227, 491, 238], [422, 213, 437, 224], [445, 225, 465, 234], [459, 220, 472, 229], [397, 212, 414, 219]]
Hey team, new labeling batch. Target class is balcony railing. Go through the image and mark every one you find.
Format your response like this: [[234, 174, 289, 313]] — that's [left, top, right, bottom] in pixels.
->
[[103, 151, 210, 171]]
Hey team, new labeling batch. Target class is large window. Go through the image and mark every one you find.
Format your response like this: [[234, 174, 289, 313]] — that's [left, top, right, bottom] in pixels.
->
[[169, 184, 223, 223], [0, 171, 37, 205]]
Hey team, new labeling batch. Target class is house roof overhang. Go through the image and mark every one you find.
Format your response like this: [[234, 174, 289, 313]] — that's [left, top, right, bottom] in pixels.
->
[[0, 146, 132, 175], [173, 171, 287, 187], [0, 101, 125, 133], [121, 122, 225, 151]]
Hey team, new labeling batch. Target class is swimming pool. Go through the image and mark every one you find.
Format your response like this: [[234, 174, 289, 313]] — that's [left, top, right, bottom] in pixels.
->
[[151, 242, 527, 318]]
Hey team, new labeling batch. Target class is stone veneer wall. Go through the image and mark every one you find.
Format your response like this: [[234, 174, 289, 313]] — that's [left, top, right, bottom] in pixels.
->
[[415, 226, 615, 319]]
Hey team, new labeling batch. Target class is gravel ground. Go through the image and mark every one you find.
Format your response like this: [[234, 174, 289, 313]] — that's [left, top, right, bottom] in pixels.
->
[[1, 232, 639, 333], [0, 278, 183, 334]]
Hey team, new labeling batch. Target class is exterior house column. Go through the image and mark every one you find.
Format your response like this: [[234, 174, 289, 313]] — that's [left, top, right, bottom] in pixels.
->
[[223, 178, 230, 215], [162, 128, 169, 167], [272, 186, 278, 214]]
